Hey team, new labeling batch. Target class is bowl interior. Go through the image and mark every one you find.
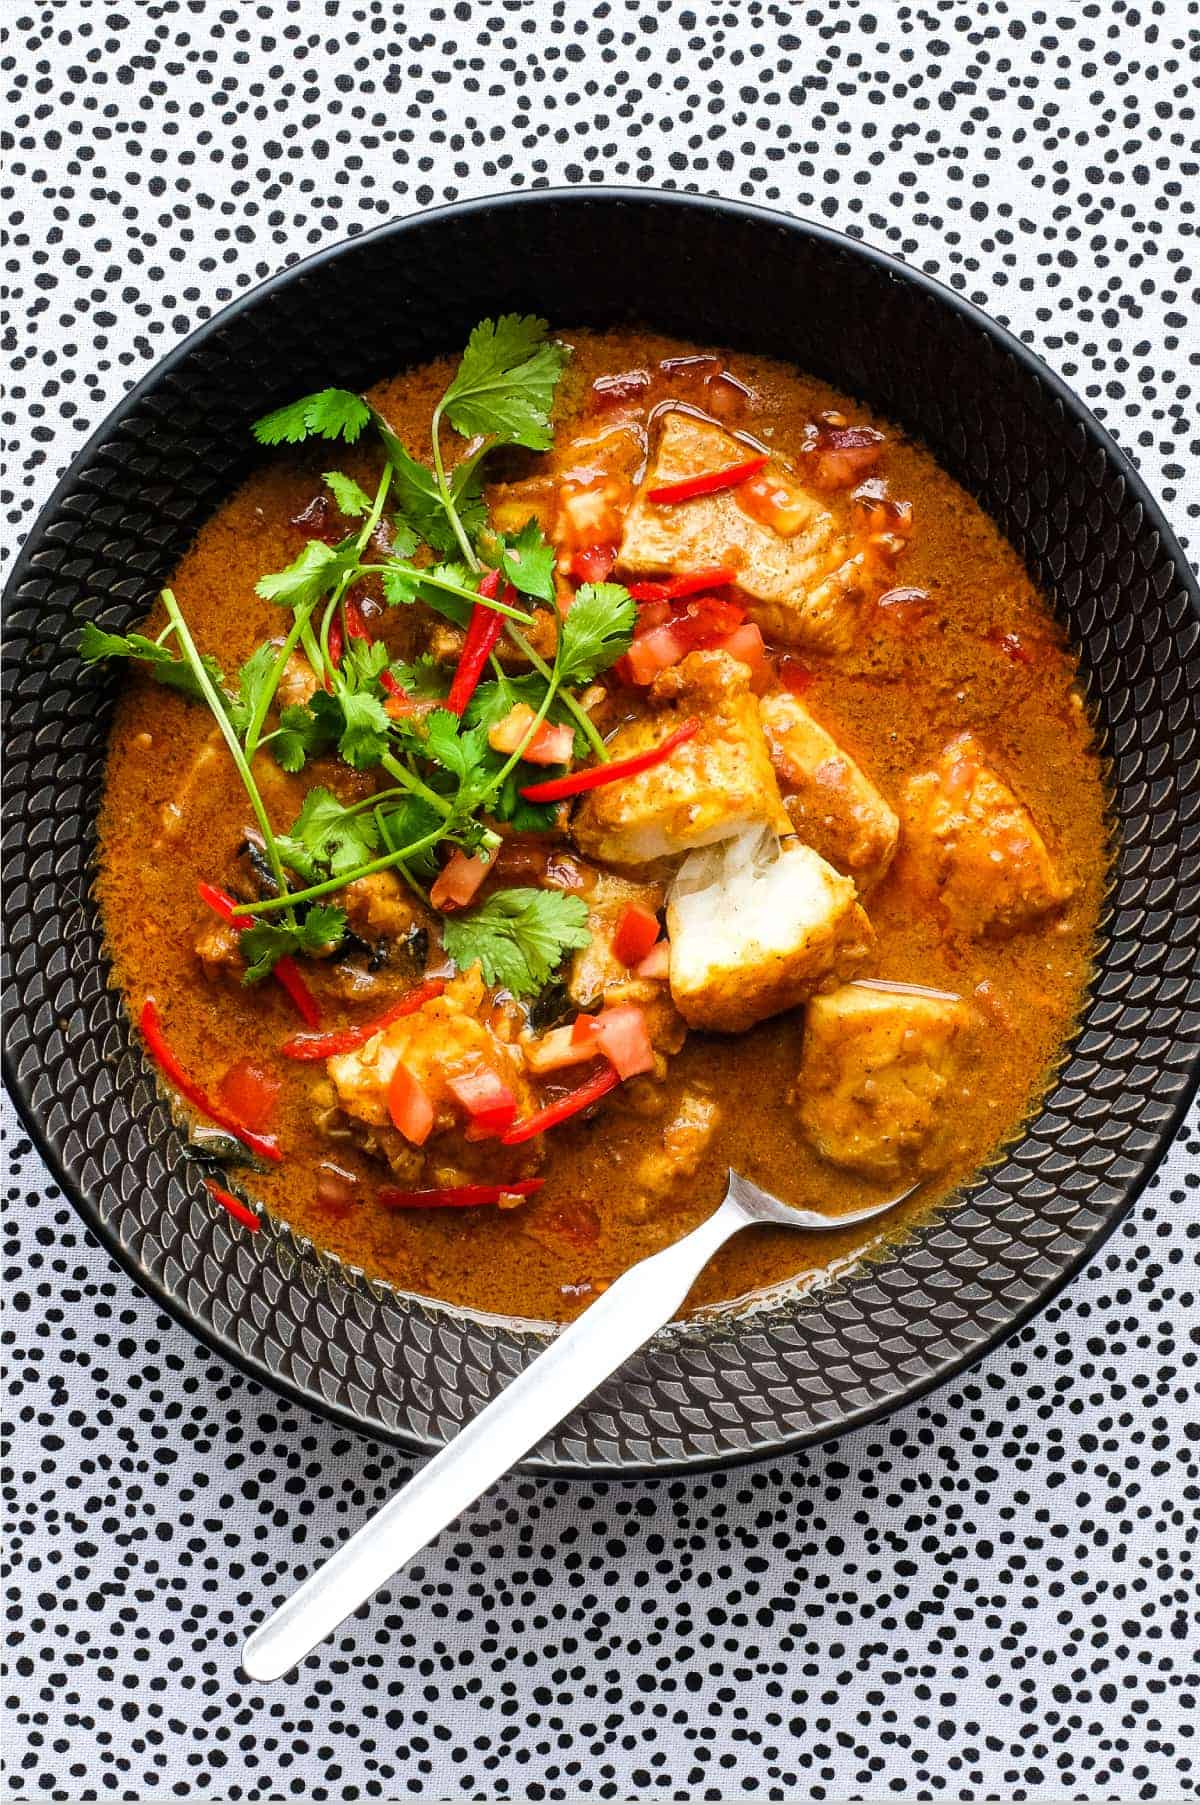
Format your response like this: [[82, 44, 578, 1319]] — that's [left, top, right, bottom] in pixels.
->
[[4, 191, 1198, 1471]]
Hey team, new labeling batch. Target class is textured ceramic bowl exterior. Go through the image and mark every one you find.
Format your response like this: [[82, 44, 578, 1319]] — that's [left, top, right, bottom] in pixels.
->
[[4, 191, 1198, 1472]]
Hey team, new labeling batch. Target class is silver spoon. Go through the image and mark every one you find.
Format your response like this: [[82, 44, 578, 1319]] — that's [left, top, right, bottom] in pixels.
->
[[241, 1170, 908, 1681]]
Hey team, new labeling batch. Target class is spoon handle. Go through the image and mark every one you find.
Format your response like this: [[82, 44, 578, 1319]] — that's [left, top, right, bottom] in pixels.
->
[[241, 1193, 747, 1681]]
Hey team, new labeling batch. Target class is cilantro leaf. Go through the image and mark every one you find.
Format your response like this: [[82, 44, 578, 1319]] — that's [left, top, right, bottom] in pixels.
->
[[555, 581, 637, 685], [255, 538, 356, 609], [337, 688, 393, 770], [370, 410, 486, 555], [228, 641, 279, 739], [389, 519, 421, 558], [253, 389, 370, 447], [441, 316, 571, 451], [271, 691, 341, 773], [422, 709, 492, 791], [275, 786, 380, 882], [388, 655, 451, 700], [240, 904, 347, 982], [381, 559, 479, 630], [441, 887, 590, 997], [500, 517, 556, 605], [465, 672, 587, 759], [376, 796, 445, 881], [79, 621, 231, 710], [342, 636, 390, 688], [485, 763, 566, 833], [324, 469, 372, 517]]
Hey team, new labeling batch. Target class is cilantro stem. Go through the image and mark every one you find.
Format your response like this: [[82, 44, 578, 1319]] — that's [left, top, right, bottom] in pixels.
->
[[244, 601, 314, 761], [230, 826, 451, 917], [430, 400, 481, 572], [321, 464, 394, 676], [376, 806, 431, 907], [357, 566, 535, 626], [378, 750, 456, 821], [484, 659, 565, 801], [159, 588, 294, 920], [299, 617, 331, 691], [503, 623, 610, 763]]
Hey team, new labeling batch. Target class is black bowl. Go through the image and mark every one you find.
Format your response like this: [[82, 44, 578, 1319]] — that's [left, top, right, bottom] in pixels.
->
[[4, 190, 1198, 1473]]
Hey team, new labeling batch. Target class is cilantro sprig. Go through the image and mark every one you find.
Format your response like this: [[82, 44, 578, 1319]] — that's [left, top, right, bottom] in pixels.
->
[[79, 316, 645, 993], [441, 888, 591, 998]]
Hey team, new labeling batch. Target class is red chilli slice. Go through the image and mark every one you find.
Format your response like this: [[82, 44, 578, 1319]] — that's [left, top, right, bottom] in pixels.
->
[[501, 1064, 622, 1145], [446, 569, 508, 716], [203, 1177, 262, 1233], [377, 1179, 545, 1210], [279, 977, 446, 1061], [519, 718, 700, 804], [626, 566, 738, 603], [646, 456, 768, 506], [139, 1000, 282, 1163], [197, 882, 320, 1027]]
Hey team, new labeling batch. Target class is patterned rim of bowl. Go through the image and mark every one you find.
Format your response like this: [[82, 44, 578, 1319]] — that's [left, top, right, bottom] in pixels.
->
[[4, 188, 1198, 1473]]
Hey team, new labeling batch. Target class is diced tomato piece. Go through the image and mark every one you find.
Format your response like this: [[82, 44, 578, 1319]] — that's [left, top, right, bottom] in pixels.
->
[[430, 849, 490, 911], [216, 1059, 280, 1133], [486, 704, 574, 767], [526, 721, 574, 766], [810, 424, 885, 490], [568, 544, 617, 583], [571, 1012, 601, 1048], [989, 629, 1034, 666], [590, 369, 650, 409], [635, 940, 671, 980], [612, 903, 660, 969], [633, 597, 673, 632], [778, 657, 814, 697], [674, 594, 746, 641], [488, 702, 538, 754], [622, 622, 689, 685], [446, 1067, 518, 1139], [524, 1024, 602, 1075], [388, 1060, 435, 1145], [589, 1005, 656, 1079], [711, 622, 772, 692], [315, 1162, 359, 1218]]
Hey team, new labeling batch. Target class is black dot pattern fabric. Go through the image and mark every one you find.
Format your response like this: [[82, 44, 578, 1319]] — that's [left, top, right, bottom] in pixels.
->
[[4, 4, 1198, 1799]]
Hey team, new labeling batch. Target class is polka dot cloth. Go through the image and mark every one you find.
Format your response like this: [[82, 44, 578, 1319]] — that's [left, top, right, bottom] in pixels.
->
[[4, 2, 1198, 1798]]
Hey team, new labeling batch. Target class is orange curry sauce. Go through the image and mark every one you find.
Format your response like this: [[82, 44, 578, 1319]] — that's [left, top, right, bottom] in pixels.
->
[[96, 331, 1108, 1322]]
